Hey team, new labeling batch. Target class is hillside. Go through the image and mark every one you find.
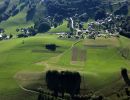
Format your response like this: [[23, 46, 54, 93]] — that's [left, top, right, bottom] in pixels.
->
[[0, 0, 130, 35], [0, 0, 130, 100]]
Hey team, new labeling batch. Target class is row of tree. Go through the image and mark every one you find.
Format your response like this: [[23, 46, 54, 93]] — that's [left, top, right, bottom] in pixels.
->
[[46, 70, 81, 98]]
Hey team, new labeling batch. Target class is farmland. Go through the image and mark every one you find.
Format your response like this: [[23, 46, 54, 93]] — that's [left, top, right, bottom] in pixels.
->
[[0, 34, 129, 100], [0, 0, 130, 100], [0, 34, 75, 100]]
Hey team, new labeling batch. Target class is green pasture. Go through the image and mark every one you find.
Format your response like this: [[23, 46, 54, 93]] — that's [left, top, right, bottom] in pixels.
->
[[49, 21, 70, 33], [0, 34, 75, 100], [0, 32, 130, 100], [52, 37, 130, 93]]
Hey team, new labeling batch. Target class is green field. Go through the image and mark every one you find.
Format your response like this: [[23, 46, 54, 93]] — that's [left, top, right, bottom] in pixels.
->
[[49, 21, 70, 33], [0, 31, 130, 100], [0, 1, 130, 99], [0, 34, 75, 100]]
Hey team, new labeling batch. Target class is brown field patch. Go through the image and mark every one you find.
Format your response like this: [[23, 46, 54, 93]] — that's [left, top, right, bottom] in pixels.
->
[[71, 47, 87, 63], [79, 49, 87, 61], [14, 72, 44, 81], [83, 37, 119, 47], [71, 47, 79, 61]]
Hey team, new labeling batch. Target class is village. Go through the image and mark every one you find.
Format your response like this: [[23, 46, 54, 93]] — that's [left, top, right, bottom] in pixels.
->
[[0, 13, 127, 41], [58, 13, 124, 39]]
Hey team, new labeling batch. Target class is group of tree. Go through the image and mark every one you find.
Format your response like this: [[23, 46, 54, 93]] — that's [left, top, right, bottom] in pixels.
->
[[95, 9, 106, 21], [119, 16, 130, 38], [45, 44, 58, 51], [34, 18, 51, 33], [44, 0, 102, 19], [114, 4, 128, 16], [36, 68, 130, 100], [46, 70, 81, 98], [37, 92, 104, 100]]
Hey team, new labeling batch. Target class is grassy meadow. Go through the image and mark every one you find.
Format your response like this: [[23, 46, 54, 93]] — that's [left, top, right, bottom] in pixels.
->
[[49, 21, 70, 33], [0, 34, 75, 100], [46, 36, 130, 99], [0, 31, 130, 100]]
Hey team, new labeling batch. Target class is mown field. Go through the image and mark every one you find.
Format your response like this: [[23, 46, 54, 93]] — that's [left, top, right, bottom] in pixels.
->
[[0, 4, 130, 99], [44, 36, 130, 100], [0, 34, 75, 100], [3, 35, 129, 100]]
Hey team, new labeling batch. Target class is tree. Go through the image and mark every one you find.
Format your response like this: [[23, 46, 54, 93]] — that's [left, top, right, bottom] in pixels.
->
[[28, 27, 37, 36], [45, 44, 57, 51], [44, 0, 102, 18], [46, 70, 60, 97], [60, 71, 81, 98], [34, 18, 51, 33], [121, 68, 130, 86], [79, 23, 83, 30], [125, 87, 130, 96], [79, 13, 88, 22], [119, 16, 130, 38], [54, 14, 63, 24], [114, 4, 128, 15], [37, 22, 50, 33]]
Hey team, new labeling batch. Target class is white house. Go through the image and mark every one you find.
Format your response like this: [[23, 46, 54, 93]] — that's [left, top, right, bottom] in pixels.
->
[[0, 33, 3, 39]]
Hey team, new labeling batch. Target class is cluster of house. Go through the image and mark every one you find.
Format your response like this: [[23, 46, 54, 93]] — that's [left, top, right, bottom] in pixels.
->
[[17, 27, 37, 38], [59, 13, 124, 39], [0, 27, 37, 41], [86, 13, 123, 38], [0, 32, 13, 40]]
